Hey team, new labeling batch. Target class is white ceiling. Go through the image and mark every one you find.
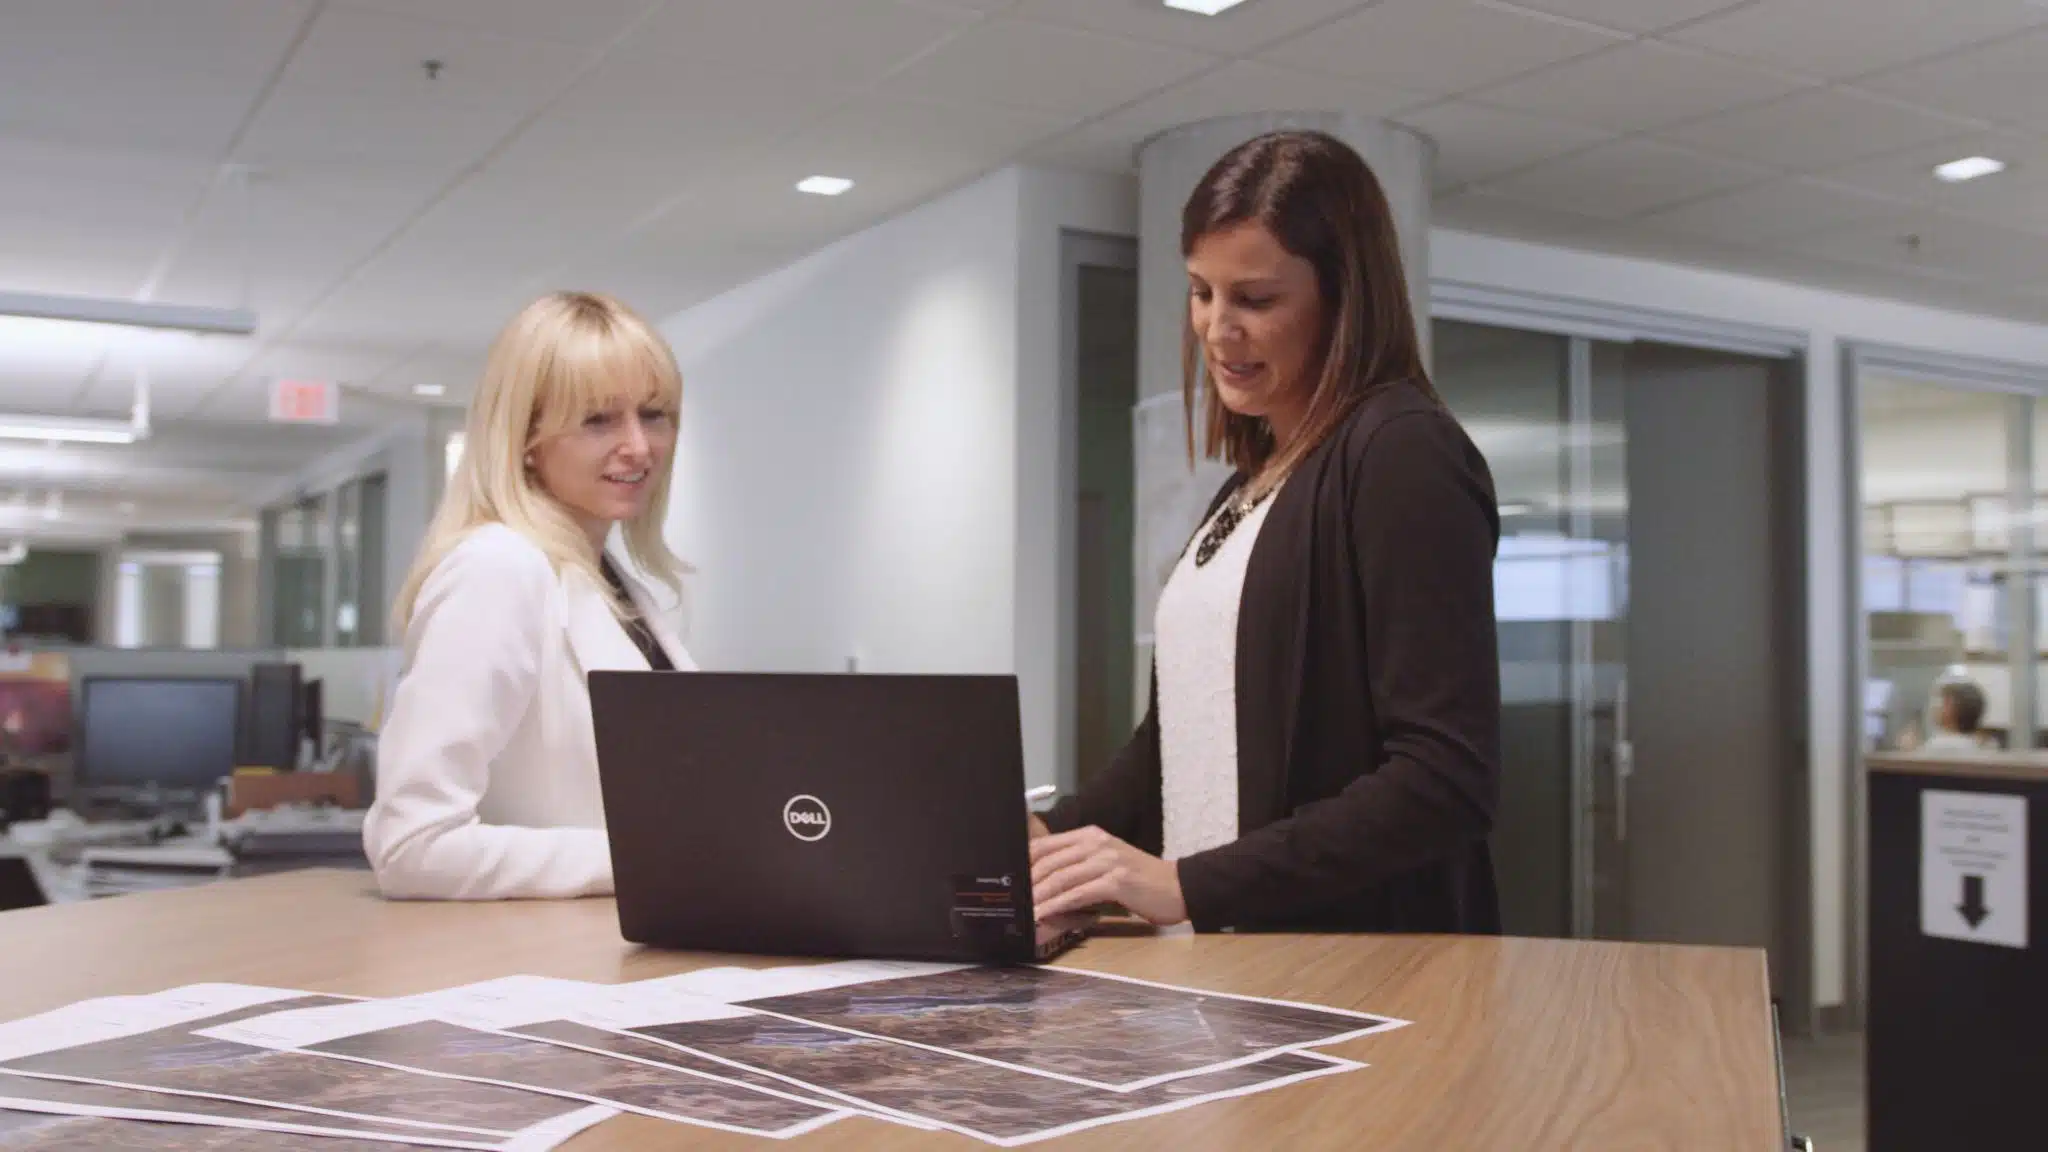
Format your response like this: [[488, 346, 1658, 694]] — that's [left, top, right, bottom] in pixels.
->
[[5, 0, 2048, 528]]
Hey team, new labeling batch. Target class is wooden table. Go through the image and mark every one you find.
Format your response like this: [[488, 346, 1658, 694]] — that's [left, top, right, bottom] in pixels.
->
[[0, 869, 1790, 1150]]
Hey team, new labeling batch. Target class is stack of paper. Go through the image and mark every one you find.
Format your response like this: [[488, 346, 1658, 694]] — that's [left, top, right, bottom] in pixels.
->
[[0, 961, 1406, 1148]]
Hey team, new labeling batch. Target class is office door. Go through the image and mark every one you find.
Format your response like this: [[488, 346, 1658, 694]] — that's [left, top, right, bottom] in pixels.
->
[[1611, 341, 1800, 1002], [1436, 322, 1802, 1004]]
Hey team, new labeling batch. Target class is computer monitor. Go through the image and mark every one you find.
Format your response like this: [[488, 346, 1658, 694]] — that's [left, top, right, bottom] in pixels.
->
[[245, 662, 302, 771], [302, 678, 323, 756], [76, 676, 243, 798]]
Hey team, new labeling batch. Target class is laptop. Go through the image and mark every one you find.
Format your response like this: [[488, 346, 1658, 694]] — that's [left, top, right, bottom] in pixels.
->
[[589, 671, 1087, 965]]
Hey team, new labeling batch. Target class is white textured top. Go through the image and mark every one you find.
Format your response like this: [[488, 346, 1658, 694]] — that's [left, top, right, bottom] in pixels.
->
[[1155, 485, 1281, 862], [364, 524, 693, 901]]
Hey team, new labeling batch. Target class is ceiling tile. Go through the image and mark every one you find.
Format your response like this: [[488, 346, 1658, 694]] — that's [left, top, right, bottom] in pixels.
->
[[887, 16, 1217, 115], [1635, 177, 1911, 246], [509, 53, 839, 174], [1009, 0, 1365, 53], [1812, 129, 2048, 205], [0, 377, 92, 413], [1027, 58, 1428, 175], [1791, 211, 2048, 286], [785, 89, 1074, 176], [1432, 187, 1609, 242], [1667, 0, 2048, 82], [289, 266, 540, 351], [325, 0, 659, 47], [1498, 0, 1751, 34], [151, 174, 434, 319], [0, 217, 176, 297], [233, 80, 527, 182], [364, 346, 487, 395], [1398, 100, 1616, 189], [249, 341, 420, 389], [1928, 170, 2048, 236], [279, 5, 599, 116], [0, 52, 268, 158], [0, 0, 314, 88], [0, 139, 212, 229], [1259, 0, 1626, 98], [1854, 26, 2048, 127], [631, 0, 982, 92], [1471, 40, 1811, 134], [1656, 87, 1987, 171], [1483, 137, 1774, 217]]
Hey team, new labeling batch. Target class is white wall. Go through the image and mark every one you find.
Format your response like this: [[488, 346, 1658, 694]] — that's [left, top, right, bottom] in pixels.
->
[[1431, 227, 2048, 1012], [661, 169, 1024, 704]]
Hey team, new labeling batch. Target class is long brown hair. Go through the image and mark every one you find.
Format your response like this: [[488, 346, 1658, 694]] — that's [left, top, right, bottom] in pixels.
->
[[1181, 129, 1437, 488]]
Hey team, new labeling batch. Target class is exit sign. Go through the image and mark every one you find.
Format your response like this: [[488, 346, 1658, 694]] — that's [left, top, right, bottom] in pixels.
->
[[270, 378, 338, 423]]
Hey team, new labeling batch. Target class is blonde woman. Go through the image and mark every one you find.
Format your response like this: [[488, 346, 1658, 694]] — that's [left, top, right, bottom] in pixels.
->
[[364, 291, 695, 901]]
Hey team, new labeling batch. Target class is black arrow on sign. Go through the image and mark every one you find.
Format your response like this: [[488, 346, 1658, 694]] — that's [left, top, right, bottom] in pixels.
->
[[1958, 874, 1989, 929]]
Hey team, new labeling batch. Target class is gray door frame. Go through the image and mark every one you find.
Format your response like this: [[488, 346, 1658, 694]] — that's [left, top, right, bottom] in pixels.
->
[[1057, 230, 1140, 797], [1839, 340, 2048, 1025]]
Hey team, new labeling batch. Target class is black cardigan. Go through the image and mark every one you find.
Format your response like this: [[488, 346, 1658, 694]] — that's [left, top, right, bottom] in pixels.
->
[[1043, 380, 1504, 935]]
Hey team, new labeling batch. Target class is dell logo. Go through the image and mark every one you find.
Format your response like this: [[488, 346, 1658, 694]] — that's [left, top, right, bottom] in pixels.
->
[[783, 794, 831, 842]]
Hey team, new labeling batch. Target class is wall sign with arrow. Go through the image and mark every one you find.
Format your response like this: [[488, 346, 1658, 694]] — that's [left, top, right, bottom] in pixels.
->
[[1921, 790, 2028, 950]]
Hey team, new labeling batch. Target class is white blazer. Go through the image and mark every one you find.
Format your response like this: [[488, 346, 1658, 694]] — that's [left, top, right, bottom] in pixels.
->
[[363, 523, 694, 900]]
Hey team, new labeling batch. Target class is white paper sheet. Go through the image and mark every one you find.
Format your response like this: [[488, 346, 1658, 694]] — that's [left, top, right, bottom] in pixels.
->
[[0, 985, 613, 1144], [0, 1102, 611, 1152], [555, 977, 1369, 1146], [0, 1106, 420, 1152], [200, 989, 850, 1140], [650, 959, 1408, 1090], [0, 1071, 498, 1149]]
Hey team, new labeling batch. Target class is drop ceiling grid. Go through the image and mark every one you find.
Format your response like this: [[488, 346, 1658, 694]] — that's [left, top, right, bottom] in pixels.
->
[[5, 0, 2048, 511]]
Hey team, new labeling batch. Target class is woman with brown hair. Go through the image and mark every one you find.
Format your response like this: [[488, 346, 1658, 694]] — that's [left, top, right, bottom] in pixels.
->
[[1030, 130, 1504, 935]]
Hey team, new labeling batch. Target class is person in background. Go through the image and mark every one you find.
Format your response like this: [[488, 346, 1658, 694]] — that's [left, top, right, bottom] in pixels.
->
[[1920, 679, 1987, 753], [1030, 130, 1504, 935], [364, 291, 694, 901]]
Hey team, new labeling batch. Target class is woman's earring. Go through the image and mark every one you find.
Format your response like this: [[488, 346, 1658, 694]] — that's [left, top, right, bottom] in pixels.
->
[[523, 452, 535, 468]]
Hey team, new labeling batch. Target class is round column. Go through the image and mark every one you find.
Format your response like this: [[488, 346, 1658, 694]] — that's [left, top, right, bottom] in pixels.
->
[[1128, 113, 1435, 684]]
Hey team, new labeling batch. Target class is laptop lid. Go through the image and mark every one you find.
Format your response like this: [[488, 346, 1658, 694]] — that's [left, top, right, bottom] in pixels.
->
[[590, 671, 1040, 964]]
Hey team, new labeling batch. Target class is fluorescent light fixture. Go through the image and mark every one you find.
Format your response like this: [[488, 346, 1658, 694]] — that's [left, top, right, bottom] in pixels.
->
[[796, 175, 854, 196], [0, 289, 256, 335], [1163, 0, 1249, 12], [0, 374, 152, 445], [1933, 155, 2005, 183], [0, 417, 140, 444], [412, 383, 446, 397]]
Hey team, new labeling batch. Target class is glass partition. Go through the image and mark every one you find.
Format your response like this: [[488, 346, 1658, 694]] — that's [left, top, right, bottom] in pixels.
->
[[1859, 376, 2023, 751], [271, 494, 330, 646]]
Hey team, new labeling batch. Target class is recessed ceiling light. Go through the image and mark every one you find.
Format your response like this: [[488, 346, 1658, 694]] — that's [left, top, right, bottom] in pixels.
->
[[796, 176, 854, 196], [412, 383, 445, 397], [1933, 155, 2005, 183], [1163, 0, 1249, 13]]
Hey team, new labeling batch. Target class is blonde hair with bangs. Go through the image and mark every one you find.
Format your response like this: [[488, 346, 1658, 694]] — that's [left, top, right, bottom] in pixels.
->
[[392, 290, 688, 634]]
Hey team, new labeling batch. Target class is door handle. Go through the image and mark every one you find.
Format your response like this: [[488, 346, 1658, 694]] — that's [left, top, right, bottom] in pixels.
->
[[1614, 677, 1632, 842], [1614, 739, 1634, 842]]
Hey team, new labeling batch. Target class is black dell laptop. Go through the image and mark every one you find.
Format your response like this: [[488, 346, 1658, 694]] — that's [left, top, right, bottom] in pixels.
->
[[588, 671, 1086, 965]]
